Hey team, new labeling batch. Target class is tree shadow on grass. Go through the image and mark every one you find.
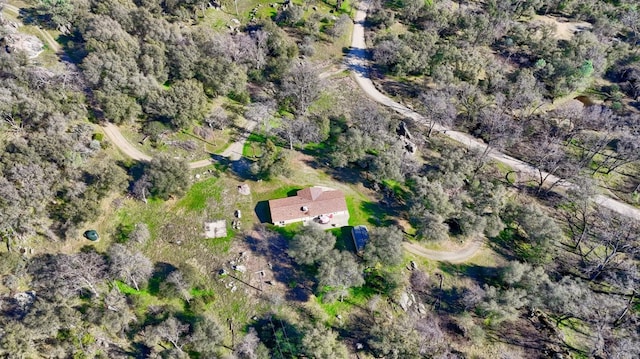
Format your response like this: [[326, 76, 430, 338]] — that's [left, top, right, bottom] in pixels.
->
[[332, 226, 355, 252], [252, 315, 304, 356], [360, 200, 398, 226], [207, 154, 255, 181], [286, 188, 300, 196], [127, 343, 152, 359], [245, 226, 313, 302], [437, 262, 502, 285], [300, 154, 366, 185], [430, 263, 502, 314], [378, 78, 421, 99], [486, 228, 550, 264], [148, 262, 178, 296], [486, 319, 567, 357]]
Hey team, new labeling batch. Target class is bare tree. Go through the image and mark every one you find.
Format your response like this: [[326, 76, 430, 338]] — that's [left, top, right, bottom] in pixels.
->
[[414, 315, 448, 356], [250, 30, 269, 70], [561, 181, 597, 253], [145, 316, 190, 354], [456, 83, 491, 124], [129, 223, 151, 244], [93, 288, 136, 336], [591, 133, 640, 175], [475, 109, 522, 165], [204, 107, 231, 130], [499, 69, 546, 118], [280, 61, 322, 115], [317, 250, 364, 302], [131, 174, 152, 203], [108, 244, 153, 291], [581, 211, 640, 281], [276, 117, 323, 150], [165, 270, 192, 302], [29, 252, 108, 298], [245, 100, 276, 131], [349, 100, 394, 138], [234, 327, 267, 359], [420, 89, 456, 137], [621, 8, 640, 45], [189, 317, 224, 357], [364, 311, 422, 358], [327, 14, 351, 38], [521, 132, 577, 193]]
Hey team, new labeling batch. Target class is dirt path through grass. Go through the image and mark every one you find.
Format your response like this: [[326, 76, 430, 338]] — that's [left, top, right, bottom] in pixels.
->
[[101, 119, 257, 168], [102, 123, 152, 162], [221, 119, 257, 161], [403, 239, 483, 263]]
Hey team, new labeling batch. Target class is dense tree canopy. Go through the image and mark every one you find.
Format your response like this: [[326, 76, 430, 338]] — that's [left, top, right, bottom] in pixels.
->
[[2, 0, 640, 358], [287, 224, 336, 266]]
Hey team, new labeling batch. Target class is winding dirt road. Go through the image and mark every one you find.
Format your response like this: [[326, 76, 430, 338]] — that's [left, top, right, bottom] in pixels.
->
[[102, 123, 152, 162], [11, 1, 635, 263], [100, 1, 639, 263], [347, 1, 640, 222]]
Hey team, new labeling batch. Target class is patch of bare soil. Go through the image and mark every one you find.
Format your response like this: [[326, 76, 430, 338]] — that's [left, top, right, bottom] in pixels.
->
[[404, 239, 483, 263], [532, 15, 592, 41]]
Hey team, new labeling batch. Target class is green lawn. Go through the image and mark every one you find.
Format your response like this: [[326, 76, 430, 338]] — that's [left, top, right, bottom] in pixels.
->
[[178, 177, 223, 212], [316, 285, 375, 321], [346, 195, 391, 227], [115, 281, 184, 317]]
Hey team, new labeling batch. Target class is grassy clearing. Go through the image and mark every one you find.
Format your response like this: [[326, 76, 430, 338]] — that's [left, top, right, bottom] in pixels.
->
[[178, 177, 223, 212], [205, 127, 233, 154], [557, 318, 591, 355], [242, 133, 267, 158], [490, 160, 516, 183], [118, 125, 213, 163], [330, 226, 355, 252], [201, 0, 355, 62], [202, 0, 353, 27], [316, 285, 373, 319], [95, 173, 246, 260], [307, 91, 336, 114], [82, 172, 269, 331]]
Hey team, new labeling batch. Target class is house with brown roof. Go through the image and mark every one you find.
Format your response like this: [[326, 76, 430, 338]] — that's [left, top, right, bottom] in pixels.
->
[[268, 186, 349, 227]]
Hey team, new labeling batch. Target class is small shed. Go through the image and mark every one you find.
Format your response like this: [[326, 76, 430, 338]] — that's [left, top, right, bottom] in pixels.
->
[[351, 225, 369, 254]]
